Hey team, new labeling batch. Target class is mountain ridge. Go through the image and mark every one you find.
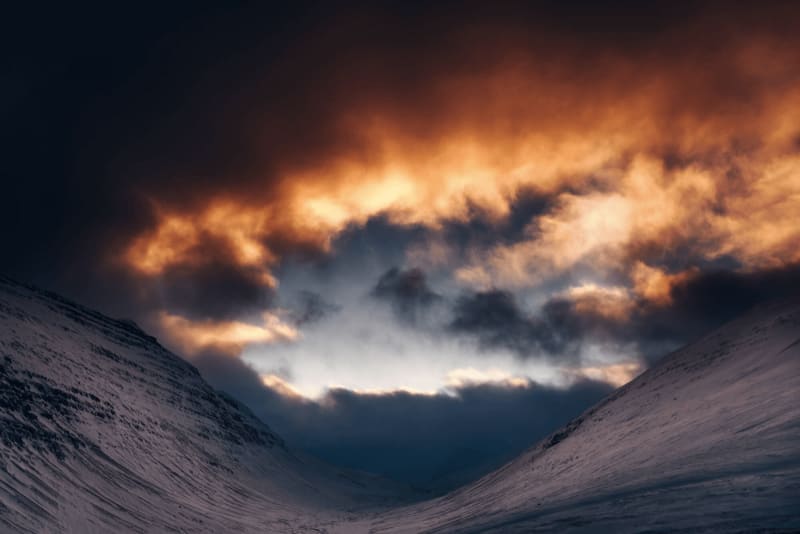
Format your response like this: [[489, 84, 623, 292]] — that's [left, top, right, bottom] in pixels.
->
[[0, 276, 408, 533], [2, 276, 798, 533], [355, 297, 800, 532]]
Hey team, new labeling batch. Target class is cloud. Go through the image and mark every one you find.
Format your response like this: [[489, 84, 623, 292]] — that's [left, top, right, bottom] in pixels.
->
[[289, 291, 340, 326], [449, 290, 581, 360], [156, 311, 297, 356], [631, 262, 800, 362], [5, 2, 800, 348], [119, 7, 800, 294], [5, 4, 800, 475], [454, 152, 800, 290], [444, 258, 800, 366], [531, 262, 800, 365], [564, 362, 642, 389], [157, 248, 276, 322], [371, 267, 442, 324], [191, 351, 613, 490]]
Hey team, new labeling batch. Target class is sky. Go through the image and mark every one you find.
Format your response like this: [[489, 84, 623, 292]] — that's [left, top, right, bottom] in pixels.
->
[[3, 1, 800, 489]]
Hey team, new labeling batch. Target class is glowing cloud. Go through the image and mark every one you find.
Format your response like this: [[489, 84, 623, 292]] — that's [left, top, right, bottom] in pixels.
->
[[565, 362, 643, 388], [157, 311, 298, 356], [115, 10, 800, 365], [445, 367, 531, 390]]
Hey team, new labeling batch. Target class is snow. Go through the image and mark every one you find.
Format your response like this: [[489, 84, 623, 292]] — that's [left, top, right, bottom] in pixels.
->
[[346, 298, 800, 532], [1, 276, 798, 533], [0, 278, 408, 533]]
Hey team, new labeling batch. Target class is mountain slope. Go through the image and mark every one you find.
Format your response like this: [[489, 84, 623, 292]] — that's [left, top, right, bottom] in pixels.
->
[[338, 298, 800, 533], [0, 277, 405, 533], [2, 277, 798, 533]]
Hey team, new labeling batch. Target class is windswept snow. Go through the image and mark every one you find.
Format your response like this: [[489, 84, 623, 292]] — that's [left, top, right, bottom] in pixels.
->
[[0, 278, 407, 533], [345, 298, 800, 532], [1, 276, 798, 533]]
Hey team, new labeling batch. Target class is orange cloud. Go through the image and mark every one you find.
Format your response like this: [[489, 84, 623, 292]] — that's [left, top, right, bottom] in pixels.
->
[[156, 311, 298, 356], [562, 284, 635, 321], [566, 362, 642, 388], [121, 17, 800, 329], [260, 374, 305, 400], [454, 148, 800, 289], [445, 367, 530, 390], [125, 202, 279, 285], [631, 262, 696, 306]]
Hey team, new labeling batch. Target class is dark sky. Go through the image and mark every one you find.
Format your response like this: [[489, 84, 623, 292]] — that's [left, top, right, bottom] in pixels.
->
[[3, 1, 800, 489]]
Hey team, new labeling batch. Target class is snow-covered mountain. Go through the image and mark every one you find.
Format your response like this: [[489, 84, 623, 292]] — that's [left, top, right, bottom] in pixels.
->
[[344, 298, 800, 532], [2, 276, 798, 533], [0, 277, 406, 533]]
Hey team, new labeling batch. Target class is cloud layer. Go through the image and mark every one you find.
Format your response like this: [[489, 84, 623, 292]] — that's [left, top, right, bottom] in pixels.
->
[[117, 2, 799, 349], [5, 1, 800, 488], [193, 350, 613, 490], [372, 267, 442, 324], [7, 3, 799, 329]]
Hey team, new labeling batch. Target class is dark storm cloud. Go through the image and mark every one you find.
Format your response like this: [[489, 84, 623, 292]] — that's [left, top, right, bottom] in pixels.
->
[[443, 261, 800, 364], [449, 290, 579, 360], [413, 187, 558, 268], [159, 254, 274, 322], [278, 217, 430, 282], [519, 263, 800, 365], [668, 264, 800, 323], [2, 2, 368, 319], [1, 3, 273, 315], [191, 351, 613, 490], [289, 291, 340, 326], [4, 0, 799, 325], [3, 2, 800, 487], [631, 263, 800, 363], [371, 267, 442, 324], [297, 381, 612, 490]]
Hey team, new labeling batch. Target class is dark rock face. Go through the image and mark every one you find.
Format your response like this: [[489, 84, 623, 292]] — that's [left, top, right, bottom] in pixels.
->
[[0, 277, 284, 459], [0, 354, 100, 460]]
